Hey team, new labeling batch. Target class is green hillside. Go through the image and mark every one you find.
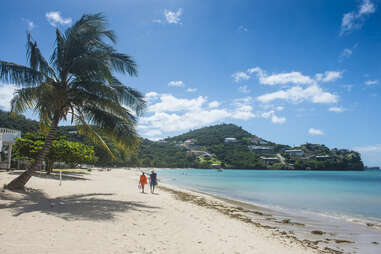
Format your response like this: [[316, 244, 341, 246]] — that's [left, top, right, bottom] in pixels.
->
[[0, 110, 364, 170]]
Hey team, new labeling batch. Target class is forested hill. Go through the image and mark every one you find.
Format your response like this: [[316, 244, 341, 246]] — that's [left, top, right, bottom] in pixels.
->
[[0, 110, 39, 133], [166, 124, 259, 145], [0, 110, 364, 170]]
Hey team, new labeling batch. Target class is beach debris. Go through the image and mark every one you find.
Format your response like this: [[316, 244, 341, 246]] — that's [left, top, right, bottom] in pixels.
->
[[372, 241, 379, 245], [311, 230, 325, 235], [333, 239, 354, 244]]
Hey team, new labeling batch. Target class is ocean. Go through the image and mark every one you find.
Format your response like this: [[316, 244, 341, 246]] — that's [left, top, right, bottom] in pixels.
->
[[157, 169, 381, 253]]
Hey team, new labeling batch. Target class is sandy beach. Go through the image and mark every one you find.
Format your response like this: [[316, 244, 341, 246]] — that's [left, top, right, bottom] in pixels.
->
[[0, 169, 337, 254]]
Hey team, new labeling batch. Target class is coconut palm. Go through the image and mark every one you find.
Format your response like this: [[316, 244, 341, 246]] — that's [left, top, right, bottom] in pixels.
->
[[0, 13, 145, 190]]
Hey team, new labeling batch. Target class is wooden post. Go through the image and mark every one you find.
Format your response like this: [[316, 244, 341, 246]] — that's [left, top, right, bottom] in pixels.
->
[[7, 143, 13, 170], [59, 170, 62, 186]]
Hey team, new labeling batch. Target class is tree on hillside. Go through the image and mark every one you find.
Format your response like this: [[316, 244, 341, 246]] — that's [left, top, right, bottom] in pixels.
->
[[13, 132, 96, 173], [0, 13, 145, 189]]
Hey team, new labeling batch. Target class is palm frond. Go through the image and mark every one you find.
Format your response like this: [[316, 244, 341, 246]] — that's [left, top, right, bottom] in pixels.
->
[[80, 104, 139, 152], [26, 33, 57, 81], [74, 112, 114, 158], [0, 61, 43, 86]]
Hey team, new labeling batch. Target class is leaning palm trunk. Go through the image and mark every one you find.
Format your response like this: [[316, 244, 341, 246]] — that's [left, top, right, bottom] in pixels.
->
[[1, 14, 145, 190], [6, 115, 59, 190]]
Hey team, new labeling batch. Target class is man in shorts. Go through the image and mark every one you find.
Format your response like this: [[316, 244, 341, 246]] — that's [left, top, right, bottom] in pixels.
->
[[149, 170, 157, 194]]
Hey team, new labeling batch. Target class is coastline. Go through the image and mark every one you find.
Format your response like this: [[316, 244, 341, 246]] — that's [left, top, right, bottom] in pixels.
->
[[157, 168, 381, 254], [158, 182, 380, 254], [1, 168, 379, 254]]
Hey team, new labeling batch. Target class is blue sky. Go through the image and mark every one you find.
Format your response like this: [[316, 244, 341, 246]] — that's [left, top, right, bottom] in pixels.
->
[[1, 0, 381, 166]]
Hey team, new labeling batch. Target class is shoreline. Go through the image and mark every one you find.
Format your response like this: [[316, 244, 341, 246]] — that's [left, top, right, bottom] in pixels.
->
[[0, 168, 379, 254], [158, 182, 380, 254], [157, 169, 381, 254]]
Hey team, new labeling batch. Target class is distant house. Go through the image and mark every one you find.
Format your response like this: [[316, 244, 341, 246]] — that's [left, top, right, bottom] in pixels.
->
[[68, 130, 78, 134], [285, 149, 304, 157], [224, 137, 237, 143], [315, 155, 333, 161], [252, 137, 268, 145], [248, 145, 273, 154], [260, 156, 280, 165], [184, 139, 195, 145]]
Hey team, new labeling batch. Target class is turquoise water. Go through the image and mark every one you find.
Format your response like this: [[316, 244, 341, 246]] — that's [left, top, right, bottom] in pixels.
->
[[158, 169, 381, 224]]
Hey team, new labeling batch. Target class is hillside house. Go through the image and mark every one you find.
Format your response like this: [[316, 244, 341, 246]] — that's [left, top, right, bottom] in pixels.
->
[[224, 137, 237, 143], [260, 156, 280, 165], [252, 137, 268, 145], [248, 145, 273, 154], [285, 149, 304, 157], [315, 155, 334, 161], [184, 139, 195, 145], [0, 128, 21, 169]]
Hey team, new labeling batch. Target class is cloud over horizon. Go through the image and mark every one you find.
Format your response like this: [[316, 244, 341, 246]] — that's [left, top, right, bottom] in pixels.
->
[[340, 0, 376, 35], [46, 11, 72, 27]]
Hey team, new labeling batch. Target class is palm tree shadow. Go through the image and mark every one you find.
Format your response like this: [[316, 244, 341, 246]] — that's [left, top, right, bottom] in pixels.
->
[[0, 189, 159, 221], [8, 171, 90, 181]]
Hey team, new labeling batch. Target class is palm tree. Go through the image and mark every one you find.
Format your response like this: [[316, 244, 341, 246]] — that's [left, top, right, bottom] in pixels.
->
[[0, 13, 145, 190]]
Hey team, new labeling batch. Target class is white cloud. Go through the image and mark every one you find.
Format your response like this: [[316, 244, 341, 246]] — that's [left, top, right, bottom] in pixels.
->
[[340, 0, 376, 35], [261, 110, 286, 124], [329, 107, 345, 113], [168, 80, 184, 87], [339, 45, 357, 61], [248, 67, 314, 86], [152, 19, 162, 24], [365, 80, 378, 85], [276, 106, 284, 111], [140, 110, 231, 133], [139, 93, 257, 137], [148, 94, 207, 112], [238, 85, 250, 93], [46, 11, 72, 27], [145, 91, 159, 102], [271, 115, 286, 124], [232, 72, 250, 83], [22, 18, 35, 30], [354, 144, 381, 153], [0, 84, 16, 111], [353, 144, 381, 166], [164, 9, 183, 24], [144, 129, 163, 137], [308, 128, 324, 136], [257, 84, 338, 104], [186, 88, 197, 92], [341, 48, 353, 58], [342, 84, 353, 92], [315, 71, 343, 82], [208, 101, 220, 108], [231, 97, 255, 120], [238, 25, 248, 32], [359, 0, 376, 15]]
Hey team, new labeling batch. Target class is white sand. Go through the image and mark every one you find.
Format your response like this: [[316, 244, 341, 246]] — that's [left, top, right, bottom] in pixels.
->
[[0, 169, 318, 254]]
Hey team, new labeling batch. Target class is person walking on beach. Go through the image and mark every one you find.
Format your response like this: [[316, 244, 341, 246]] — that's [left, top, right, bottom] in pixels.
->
[[149, 170, 158, 194], [139, 172, 148, 193]]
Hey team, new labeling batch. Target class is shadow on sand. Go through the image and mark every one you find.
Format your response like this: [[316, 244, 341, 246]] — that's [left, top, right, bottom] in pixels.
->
[[0, 189, 159, 221], [8, 170, 90, 181]]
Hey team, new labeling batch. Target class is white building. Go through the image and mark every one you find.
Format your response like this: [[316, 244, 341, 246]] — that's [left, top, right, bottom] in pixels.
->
[[260, 156, 280, 165], [224, 137, 237, 143], [249, 145, 273, 154], [285, 149, 304, 157], [0, 128, 21, 169], [184, 139, 195, 145]]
